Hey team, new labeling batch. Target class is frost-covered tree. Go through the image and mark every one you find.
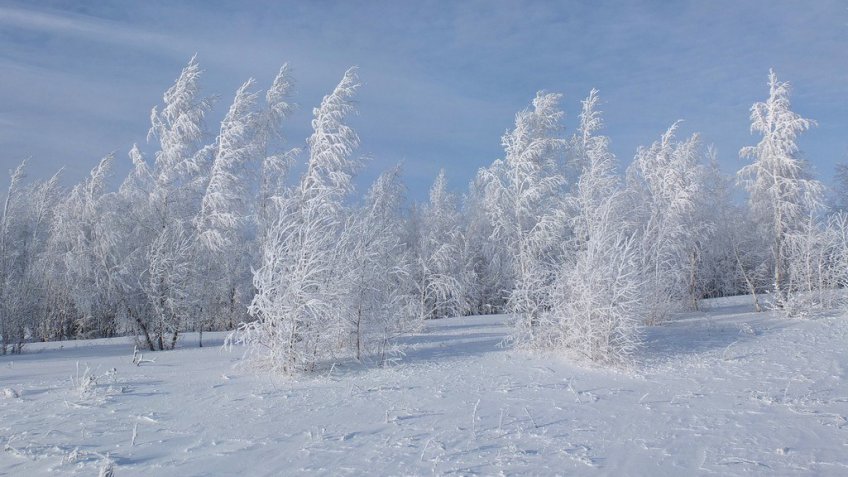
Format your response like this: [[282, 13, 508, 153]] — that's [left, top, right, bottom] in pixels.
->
[[108, 145, 159, 348], [567, 90, 620, 250], [832, 162, 848, 213], [257, 65, 298, 254], [459, 171, 511, 315], [738, 69, 823, 306], [148, 56, 214, 202], [730, 209, 771, 312], [196, 79, 260, 251], [343, 165, 415, 361], [192, 79, 262, 341], [0, 161, 29, 353], [144, 224, 194, 350], [542, 90, 642, 365], [24, 172, 63, 340], [48, 155, 120, 339], [481, 92, 566, 340], [0, 161, 63, 352], [693, 149, 744, 301], [140, 55, 214, 350], [197, 65, 297, 252], [782, 213, 848, 315], [239, 67, 362, 373], [409, 169, 466, 321], [627, 122, 707, 322], [236, 65, 298, 334]]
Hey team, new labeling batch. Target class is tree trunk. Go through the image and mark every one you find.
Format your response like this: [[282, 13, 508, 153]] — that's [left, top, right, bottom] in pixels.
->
[[355, 305, 362, 361], [689, 249, 700, 311], [131, 308, 156, 351], [734, 244, 762, 312]]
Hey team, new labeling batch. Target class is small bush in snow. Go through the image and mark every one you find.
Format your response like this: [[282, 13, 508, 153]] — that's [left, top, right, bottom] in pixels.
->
[[1, 387, 20, 399]]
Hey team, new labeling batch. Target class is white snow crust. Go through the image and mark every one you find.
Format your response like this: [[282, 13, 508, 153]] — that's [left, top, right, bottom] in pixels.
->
[[2, 295, 847, 475]]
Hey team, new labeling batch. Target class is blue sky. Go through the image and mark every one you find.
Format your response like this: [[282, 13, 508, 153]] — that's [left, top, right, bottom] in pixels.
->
[[1, 0, 846, 199]]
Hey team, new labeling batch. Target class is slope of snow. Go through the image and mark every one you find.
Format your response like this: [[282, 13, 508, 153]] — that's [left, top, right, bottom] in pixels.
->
[[2, 296, 847, 475]]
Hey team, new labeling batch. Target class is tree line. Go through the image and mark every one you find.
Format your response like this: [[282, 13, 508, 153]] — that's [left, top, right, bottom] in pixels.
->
[[1, 59, 845, 371]]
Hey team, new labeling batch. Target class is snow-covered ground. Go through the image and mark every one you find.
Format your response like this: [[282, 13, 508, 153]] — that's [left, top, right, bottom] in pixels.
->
[[2, 296, 847, 476]]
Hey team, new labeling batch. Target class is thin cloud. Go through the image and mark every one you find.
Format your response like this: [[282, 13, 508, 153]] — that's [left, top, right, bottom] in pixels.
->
[[0, 5, 178, 53], [0, 0, 845, 197]]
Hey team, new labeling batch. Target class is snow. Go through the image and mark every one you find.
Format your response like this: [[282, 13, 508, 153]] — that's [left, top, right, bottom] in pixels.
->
[[2, 296, 848, 475]]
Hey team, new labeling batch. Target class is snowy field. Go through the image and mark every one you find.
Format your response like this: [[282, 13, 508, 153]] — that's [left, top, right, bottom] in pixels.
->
[[2, 296, 848, 476]]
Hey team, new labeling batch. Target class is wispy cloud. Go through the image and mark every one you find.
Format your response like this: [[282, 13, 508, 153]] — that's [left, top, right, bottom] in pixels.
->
[[0, 5, 178, 52], [0, 0, 845, 195]]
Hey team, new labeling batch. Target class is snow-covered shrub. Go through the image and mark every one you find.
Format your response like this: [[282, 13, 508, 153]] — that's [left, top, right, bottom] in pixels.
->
[[97, 454, 115, 477], [70, 362, 121, 400], [544, 219, 643, 365], [1, 387, 21, 399], [71, 362, 98, 398]]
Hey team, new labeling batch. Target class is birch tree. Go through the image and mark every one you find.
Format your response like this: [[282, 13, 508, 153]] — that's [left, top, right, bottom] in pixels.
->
[[0, 161, 28, 353], [141, 55, 214, 350], [738, 69, 823, 306], [49, 156, 119, 339], [543, 90, 642, 365], [343, 165, 415, 362], [257, 64, 298, 255], [460, 172, 511, 315], [192, 79, 261, 339], [481, 92, 566, 342], [410, 169, 466, 321], [694, 149, 743, 301], [627, 123, 707, 322], [0, 162, 63, 352], [239, 67, 362, 374]]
